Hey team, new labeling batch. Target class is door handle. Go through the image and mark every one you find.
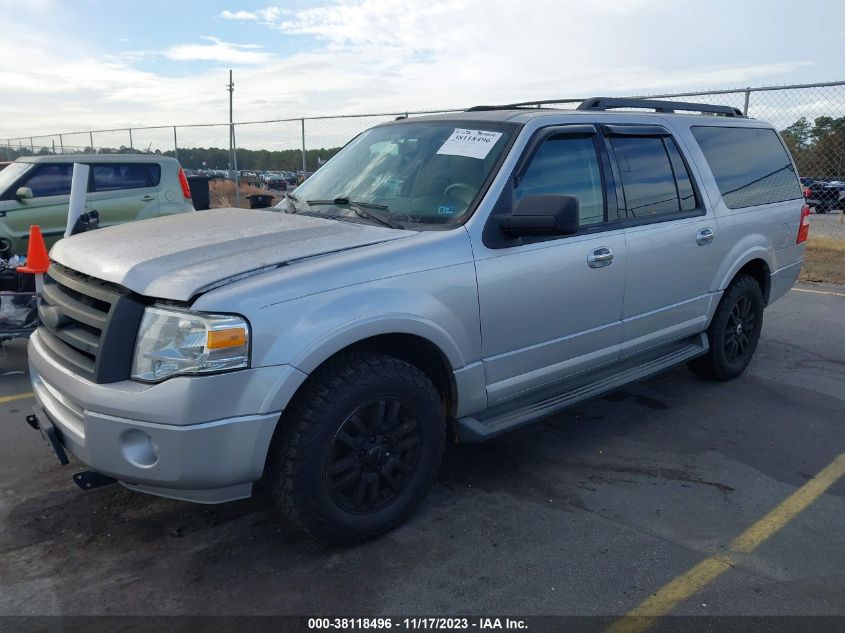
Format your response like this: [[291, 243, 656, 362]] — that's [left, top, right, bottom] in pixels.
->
[[140, 195, 155, 202], [696, 227, 715, 246], [587, 246, 614, 268]]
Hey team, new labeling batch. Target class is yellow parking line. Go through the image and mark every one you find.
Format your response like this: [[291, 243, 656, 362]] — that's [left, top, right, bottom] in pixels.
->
[[0, 392, 34, 404], [606, 556, 735, 633], [731, 453, 845, 552], [605, 453, 845, 633]]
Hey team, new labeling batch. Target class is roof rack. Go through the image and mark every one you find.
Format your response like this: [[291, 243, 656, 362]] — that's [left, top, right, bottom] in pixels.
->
[[577, 97, 745, 117], [465, 104, 536, 112]]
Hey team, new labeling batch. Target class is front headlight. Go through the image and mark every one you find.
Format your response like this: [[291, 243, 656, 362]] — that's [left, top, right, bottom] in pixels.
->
[[131, 306, 250, 382]]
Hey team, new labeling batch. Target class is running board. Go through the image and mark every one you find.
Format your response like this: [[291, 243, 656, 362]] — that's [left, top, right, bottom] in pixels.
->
[[455, 334, 708, 442]]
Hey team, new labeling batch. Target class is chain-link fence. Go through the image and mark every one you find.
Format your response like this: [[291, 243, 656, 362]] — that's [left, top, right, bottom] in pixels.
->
[[3, 80, 844, 183]]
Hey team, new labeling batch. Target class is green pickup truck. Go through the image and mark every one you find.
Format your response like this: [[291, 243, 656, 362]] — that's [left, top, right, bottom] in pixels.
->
[[0, 154, 195, 258]]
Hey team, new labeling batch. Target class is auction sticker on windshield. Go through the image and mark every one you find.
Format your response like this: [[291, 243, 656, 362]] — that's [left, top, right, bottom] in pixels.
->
[[436, 128, 503, 160]]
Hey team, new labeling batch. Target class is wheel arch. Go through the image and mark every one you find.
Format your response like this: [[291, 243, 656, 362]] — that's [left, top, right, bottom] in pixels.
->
[[266, 319, 465, 420], [718, 248, 773, 305], [734, 258, 771, 304]]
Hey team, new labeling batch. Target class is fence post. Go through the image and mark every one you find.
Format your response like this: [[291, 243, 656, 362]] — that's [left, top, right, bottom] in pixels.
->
[[231, 123, 240, 208], [30, 137, 34, 153], [129, 128, 134, 152], [173, 126, 179, 161], [59, 134, 64, 154], [301, 118, 307, 174], [89, 131, 94, 153], [743, 87, 751, 117]]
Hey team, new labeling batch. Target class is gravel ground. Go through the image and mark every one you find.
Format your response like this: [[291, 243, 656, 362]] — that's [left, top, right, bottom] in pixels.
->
[[808, 209, 845, 240]]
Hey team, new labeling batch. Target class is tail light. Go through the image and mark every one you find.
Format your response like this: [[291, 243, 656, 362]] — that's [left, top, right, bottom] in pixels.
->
[[797, 204, 810, 244], [803, 187, 811, 198], [178, 167, 192, 199]]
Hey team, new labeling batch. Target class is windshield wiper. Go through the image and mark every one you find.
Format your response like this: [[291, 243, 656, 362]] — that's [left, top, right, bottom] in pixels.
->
[[284, 192, 301, 213], [306, 197, 399, 229]]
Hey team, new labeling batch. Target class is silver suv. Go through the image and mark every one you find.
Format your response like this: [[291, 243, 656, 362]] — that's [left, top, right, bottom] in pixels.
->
[[26, 98, 808, 543]]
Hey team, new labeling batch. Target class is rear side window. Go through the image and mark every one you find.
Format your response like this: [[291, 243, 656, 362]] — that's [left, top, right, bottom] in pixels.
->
[[610, 136, 698, 218], [21, 164, 73, 197], [92, 163, 161, 192], [691, 126, 802, 209], [515, 135, 605, 226]]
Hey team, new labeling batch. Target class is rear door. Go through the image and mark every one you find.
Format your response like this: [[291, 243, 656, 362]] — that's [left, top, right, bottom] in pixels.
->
[[605, 125, 719, 355], [87, 162, 161, 228], [474, 125, 627, 405]]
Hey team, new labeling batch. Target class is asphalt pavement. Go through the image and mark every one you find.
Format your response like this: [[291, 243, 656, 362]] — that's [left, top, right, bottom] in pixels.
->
[[1, 283, 843, 622]]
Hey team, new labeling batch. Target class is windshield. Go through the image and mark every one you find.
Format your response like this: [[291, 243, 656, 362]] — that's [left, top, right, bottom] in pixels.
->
[[0, 162, 31, 195], [289, 121, 516, 228]]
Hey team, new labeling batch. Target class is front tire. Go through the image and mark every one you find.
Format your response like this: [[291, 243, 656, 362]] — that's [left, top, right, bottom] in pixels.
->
[[687, 274, 764, 381], [266, 351, 445, 544]]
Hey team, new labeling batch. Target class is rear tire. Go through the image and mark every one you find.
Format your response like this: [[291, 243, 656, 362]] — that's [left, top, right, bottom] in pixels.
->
[[266, 351, 445, 544], [687, 274, 764, 381]]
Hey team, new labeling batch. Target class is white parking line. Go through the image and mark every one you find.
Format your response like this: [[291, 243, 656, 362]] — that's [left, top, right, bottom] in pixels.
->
[[792, 287, 844, 297]]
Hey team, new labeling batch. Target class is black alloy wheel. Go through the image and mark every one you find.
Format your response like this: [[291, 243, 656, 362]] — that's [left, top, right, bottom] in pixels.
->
[[326, 398, 421, 514], [723, 296, 756, 363], [687, 273, 764, 381], [265, 351, 445, 544]]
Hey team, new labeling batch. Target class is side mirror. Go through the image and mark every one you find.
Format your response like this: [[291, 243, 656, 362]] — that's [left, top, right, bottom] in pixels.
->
[[497, 194, 579, 237], [15, 186, 34, 200]]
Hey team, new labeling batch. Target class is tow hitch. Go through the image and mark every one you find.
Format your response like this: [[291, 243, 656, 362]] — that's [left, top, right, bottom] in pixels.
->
[[73, 471, 117, 491], [26, 408, 69, 465]]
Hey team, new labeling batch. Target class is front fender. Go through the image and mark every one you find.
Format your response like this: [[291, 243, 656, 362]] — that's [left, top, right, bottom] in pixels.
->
[[290, 313, 467, 374], [244, 262, 482, 373]]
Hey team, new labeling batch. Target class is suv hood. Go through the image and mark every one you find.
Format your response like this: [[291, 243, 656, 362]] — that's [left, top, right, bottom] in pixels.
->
[[49, 208, 414, 301]]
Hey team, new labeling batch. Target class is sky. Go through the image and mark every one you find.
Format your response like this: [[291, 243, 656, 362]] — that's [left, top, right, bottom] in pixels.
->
[[2, 0, 844, 143]]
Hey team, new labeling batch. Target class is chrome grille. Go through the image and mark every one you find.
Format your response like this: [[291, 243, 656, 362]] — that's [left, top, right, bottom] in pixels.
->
[[37, 263, 146, 383]]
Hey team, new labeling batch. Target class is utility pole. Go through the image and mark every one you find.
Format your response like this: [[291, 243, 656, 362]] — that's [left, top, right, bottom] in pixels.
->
[[227, 69, 240, 208]]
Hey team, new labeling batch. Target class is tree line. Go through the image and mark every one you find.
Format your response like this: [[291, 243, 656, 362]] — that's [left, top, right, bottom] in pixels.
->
[[780, 115, 845, 180], [0, 145, 342, 172]]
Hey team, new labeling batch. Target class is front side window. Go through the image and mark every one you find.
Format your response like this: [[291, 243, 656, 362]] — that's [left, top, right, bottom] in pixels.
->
[[0, 162, 31, 198], [691, 126, 802, 209], [610, 136, 697, 218], [290, 121, 515, 228], [21, 164, 73, 198], [515, 135, 605, 226]]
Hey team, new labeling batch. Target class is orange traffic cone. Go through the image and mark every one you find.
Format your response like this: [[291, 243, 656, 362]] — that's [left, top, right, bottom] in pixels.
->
[[17, 225, 50, 275]]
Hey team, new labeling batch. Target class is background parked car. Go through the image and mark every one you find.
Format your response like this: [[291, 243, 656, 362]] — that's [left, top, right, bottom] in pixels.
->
[[806, 180, 845, 213], [0, 154, 194, 257], [266, 177, 287, 191]]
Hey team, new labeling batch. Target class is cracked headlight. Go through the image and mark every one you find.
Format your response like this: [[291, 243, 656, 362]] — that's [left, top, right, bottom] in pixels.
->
[[131, 306, 250, 382]]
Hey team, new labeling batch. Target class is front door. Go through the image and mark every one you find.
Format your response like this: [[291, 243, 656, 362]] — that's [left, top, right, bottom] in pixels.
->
[[0, 162, 74, 255], [474, 127, 627, 405]]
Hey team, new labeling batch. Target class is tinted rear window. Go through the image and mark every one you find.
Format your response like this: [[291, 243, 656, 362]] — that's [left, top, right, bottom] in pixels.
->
[[92, 163, 161, 191], [610, 136, 696, 217], [691, 126, 802, 209]]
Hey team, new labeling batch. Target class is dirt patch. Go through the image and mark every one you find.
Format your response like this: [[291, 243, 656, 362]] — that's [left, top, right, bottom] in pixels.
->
[[800, 237, 845, 285], [208, 180, 283, 209]]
